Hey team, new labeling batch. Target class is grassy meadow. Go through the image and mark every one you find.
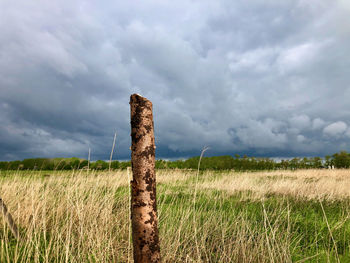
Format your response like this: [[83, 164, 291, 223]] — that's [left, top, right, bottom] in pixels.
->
[[1, 169, 350, 262]]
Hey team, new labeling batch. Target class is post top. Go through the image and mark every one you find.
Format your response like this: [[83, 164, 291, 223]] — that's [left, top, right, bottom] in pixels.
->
[[131, 93, 146, 99], [130, 93, 152, 106]]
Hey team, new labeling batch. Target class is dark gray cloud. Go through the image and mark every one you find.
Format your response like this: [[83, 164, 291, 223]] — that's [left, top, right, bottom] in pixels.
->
[[1, 0, 350, 160]]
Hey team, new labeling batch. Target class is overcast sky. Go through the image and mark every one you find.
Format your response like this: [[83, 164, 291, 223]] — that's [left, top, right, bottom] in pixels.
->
[[1, 0, 350, 161]]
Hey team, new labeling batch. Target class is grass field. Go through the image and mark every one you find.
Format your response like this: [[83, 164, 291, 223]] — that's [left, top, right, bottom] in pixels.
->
[[1, 169, 350, 262]]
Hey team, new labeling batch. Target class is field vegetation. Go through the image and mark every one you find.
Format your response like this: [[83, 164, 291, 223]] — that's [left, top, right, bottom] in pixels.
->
[[1, 169, 350, 262]]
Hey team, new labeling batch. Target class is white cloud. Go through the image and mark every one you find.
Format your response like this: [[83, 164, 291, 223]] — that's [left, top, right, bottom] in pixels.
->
[[289, 115, 311, 130], [297, 134, 306, 143], [227, 47, 276, 73], [278, 43, 316, 68], [233, 119, 287, 149], [312, 118, 326, 130], [323, 122, 347, 137], [276, 40, 332, 73]]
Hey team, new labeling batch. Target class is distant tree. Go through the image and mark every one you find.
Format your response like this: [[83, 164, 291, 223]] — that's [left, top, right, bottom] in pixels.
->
[[22, 159, 36, 169], [0, 162, 8, 170], [67, 158, 81, 169], [119, 161, 131, 169], [311, 157, 323, 169], [332, 151, 350, 168], [324, 155, 333, 168], [155, 160, 167, 169], [93, 160, 108, 170], [8, 160, 21, 170], [290, 158, 300, 170], [110, 160, 120, 169]]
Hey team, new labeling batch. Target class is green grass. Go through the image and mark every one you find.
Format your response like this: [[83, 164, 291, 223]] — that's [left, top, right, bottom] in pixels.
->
[[155, 183, 350, 262]]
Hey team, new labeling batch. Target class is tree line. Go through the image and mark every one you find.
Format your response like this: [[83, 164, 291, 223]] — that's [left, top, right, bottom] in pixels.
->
[[0, 157, 130, 171], [159, 151, 350, 170], [1, 151, 350, 171]]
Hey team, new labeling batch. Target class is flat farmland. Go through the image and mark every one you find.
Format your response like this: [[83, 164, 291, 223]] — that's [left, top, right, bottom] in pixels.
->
[[1, 169, 350, 262]]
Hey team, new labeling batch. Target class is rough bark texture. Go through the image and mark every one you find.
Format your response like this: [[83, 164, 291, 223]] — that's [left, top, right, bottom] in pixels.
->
[[0, 198, 19, 240], [130, 94, 160, 263]]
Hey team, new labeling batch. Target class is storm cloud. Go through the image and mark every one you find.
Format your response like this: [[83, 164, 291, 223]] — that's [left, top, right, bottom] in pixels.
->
[[1, 0, 350, 160]]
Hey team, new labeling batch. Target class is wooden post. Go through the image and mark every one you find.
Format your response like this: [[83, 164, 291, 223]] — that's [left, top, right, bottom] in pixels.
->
[[130, 94, 160, 263], [0, 198, 19, 240]]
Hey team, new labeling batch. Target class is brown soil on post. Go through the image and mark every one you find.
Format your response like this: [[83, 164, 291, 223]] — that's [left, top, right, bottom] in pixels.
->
[[130, 94, 160, 263]]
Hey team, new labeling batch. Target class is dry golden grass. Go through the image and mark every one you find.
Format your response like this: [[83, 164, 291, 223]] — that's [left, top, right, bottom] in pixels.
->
[[200, 169, 350, 200], [1, 170, 129, 262], [0, 169, 349, 262], [0, 170, 194, 262]]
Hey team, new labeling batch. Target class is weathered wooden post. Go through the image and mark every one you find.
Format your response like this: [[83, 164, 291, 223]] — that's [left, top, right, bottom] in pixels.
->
[[129, 94, 160, 262]]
